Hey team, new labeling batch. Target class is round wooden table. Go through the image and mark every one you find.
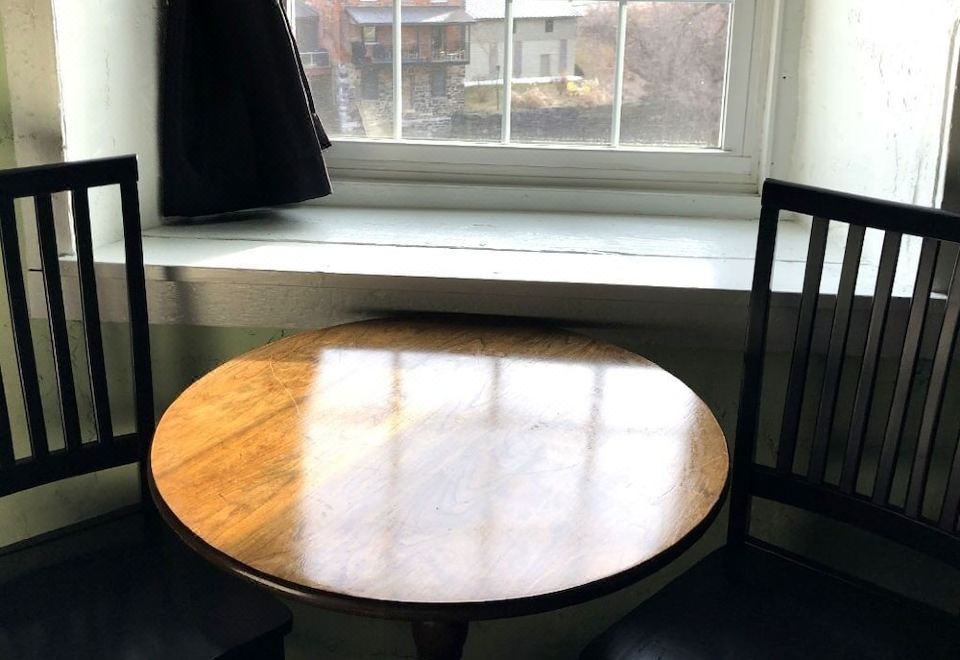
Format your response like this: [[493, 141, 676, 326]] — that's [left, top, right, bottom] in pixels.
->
[[149, 318, 729, 660]]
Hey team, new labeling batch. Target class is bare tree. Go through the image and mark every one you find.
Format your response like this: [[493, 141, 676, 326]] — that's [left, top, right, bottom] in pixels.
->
[[580, 2, 729, 120]]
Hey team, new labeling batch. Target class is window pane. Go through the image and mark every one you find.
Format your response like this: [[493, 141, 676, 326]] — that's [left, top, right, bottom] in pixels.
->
[[291, 0, 733, 148], [619, 2, 730, 147], [510, 0, 615, 146], [398, 0, 499, 141], [294, 0, 395, 139]]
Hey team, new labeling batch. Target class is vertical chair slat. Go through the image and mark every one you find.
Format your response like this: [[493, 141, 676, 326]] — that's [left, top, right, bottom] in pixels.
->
[[119, 178, 155, 502], [34, 194, 83, 452], [807, 224, 866, 483], [727, 204, 779, 546], [71, 188, 114, 446], [872, 238, 939, 505], [905, 255, 960, 518], [839, 230, 903, 493], [0, 369, 14, 468], [777, 217, 829, 473], [940, 437, 960, 531], [0, 195, 49, 459]]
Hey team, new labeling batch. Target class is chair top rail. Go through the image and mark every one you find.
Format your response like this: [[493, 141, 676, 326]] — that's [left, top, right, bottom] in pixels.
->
[[0, 155, 138, 198], [763, 179, 960, 242]]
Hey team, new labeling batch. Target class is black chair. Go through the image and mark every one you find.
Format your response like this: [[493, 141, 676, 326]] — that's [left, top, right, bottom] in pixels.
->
[[582, 180, 960, 659], [0, 156, 292, 659]]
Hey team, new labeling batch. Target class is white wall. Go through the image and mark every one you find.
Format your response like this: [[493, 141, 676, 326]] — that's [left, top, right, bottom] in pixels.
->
[[52, 0, 161, 241], [0, 0, 63, 172], [0, 0, 72, 255], [774, 0, 960, 206], [2, 0, 163, 241]]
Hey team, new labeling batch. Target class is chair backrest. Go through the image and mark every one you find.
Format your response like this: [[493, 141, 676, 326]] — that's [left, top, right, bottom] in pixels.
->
[[0, 156, 153, 501], [731, 178, 960, 570]]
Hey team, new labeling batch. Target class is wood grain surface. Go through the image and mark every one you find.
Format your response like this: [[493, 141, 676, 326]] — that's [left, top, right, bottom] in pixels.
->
[[150, 319, 728, 618]]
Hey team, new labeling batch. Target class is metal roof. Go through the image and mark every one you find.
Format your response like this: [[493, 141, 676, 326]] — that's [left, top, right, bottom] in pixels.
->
[[345, 6, 476, 25], [465, 0, 581, 20]]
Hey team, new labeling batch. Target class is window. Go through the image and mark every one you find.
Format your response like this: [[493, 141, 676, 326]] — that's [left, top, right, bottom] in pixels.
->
[[288, 0, 766, 194], [431, 68, 446, 97]]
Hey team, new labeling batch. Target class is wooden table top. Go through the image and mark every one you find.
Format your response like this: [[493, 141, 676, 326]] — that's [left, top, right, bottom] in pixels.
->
[[150, 318, 728, 620]]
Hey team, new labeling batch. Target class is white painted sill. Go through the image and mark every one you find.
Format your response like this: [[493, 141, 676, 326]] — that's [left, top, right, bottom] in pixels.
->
[[36, 204, 920, 349], [93, 204, 904, 297], [108, 206, 778, 292]]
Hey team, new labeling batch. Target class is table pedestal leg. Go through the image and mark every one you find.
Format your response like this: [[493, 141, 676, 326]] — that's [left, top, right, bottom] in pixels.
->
[[411, 620, 468, 660]]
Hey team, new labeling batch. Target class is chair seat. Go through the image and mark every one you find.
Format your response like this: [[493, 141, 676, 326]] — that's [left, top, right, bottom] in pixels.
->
[[581, 544, 960, 660], [0, 511, 292, 660]]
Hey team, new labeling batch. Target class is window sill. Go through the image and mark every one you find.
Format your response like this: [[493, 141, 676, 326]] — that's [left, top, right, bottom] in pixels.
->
[[114, 206, 772, 289], [38, 204, 915, 350]]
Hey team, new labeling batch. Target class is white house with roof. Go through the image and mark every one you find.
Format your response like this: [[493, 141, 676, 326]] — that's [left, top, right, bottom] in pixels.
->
[[465, 0, 580, 83]]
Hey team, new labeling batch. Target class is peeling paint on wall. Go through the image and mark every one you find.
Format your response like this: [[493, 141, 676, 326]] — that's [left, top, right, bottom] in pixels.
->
[[0, 15, 15, 170], [782, 0, 960, 205]]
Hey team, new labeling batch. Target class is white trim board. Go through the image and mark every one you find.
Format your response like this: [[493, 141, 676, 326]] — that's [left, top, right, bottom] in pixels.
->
[[27, 209, 923, 352], [86, 206, 913, 297]]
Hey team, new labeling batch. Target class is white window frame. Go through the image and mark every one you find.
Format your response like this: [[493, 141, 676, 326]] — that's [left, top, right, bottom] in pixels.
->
[[294, 0, 775, 197]]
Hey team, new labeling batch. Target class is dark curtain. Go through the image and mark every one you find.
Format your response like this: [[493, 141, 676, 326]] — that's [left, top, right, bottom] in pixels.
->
[[161, 0, 332, 218]]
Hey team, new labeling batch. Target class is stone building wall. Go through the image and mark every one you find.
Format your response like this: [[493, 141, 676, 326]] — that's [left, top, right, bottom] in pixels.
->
[[341, 63, 467, 137]]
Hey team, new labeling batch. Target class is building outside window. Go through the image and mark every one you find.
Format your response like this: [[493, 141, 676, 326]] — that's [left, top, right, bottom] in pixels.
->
[[545, 18, 554, 33]]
